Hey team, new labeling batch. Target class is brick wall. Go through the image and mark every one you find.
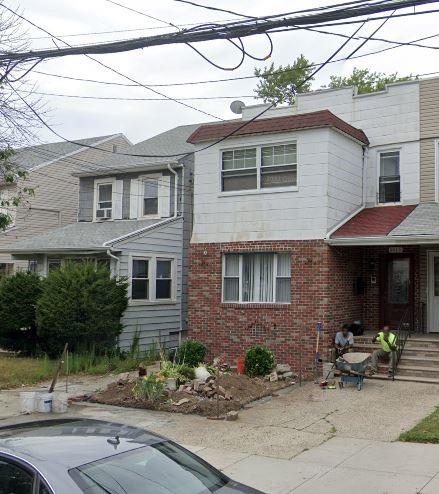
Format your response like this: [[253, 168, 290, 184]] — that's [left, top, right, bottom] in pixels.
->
[[188, 240, 364, 376]]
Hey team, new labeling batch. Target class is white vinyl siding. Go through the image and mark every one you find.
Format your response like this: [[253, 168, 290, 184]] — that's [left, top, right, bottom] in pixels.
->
[[222, 253, 291, 303]]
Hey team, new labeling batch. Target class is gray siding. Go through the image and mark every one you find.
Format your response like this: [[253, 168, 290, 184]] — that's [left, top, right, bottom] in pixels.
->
[[117, 218, 184, 350]]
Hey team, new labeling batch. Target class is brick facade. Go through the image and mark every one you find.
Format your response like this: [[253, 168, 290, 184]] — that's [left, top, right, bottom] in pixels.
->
[[188, 240, 366, 376]]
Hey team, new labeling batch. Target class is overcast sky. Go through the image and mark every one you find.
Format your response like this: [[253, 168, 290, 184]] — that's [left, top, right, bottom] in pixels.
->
[[9, 0, 439, 145]]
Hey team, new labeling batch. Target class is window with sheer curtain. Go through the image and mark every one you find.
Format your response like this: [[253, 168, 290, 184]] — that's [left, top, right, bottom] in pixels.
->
[[223, 253, 291, 303]]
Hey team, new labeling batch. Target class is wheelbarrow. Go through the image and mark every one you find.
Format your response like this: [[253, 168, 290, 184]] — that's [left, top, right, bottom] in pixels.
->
[[335, 352, 371, 391]]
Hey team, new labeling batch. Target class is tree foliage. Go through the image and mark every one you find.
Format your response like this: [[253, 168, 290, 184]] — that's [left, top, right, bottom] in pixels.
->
[[0, 271, 43, 354], [326, 67, 414, 94], [36, 262, 129, 357], [254, 55, 314, 105]]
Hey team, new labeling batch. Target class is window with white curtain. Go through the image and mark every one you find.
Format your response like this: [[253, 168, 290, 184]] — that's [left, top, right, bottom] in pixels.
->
[[223, 253, 291, 303]]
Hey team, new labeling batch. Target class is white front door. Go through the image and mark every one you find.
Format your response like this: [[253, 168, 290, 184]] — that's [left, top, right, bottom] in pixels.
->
[[428, 251, 439, 332]]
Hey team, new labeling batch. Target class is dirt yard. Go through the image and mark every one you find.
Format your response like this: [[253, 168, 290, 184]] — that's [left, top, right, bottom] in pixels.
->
[[89, 373, 295, 416]]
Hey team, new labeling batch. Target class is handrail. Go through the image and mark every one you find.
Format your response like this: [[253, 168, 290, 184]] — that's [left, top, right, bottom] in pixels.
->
[[393, 306, 412, 380]]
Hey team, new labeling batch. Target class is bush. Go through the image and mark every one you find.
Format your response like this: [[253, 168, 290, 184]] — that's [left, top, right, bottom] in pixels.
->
[[36, 262, 128, 357], [0, 271, 43, 354], [133, 374, 165, 402], [160, 361, 195, 385], [244, 345, 275, 377], [176, 339, 206, 367]]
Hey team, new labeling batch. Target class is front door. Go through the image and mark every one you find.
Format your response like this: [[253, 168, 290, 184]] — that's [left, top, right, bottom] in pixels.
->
[[428, 251, 439, 332], [381, 254, 413, 330]]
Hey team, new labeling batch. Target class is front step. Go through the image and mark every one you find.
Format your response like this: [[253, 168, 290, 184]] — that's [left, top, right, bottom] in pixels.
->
[[396, 365, 439, 378], [369, 374, 439, 384], [399, 355, 439, 367]]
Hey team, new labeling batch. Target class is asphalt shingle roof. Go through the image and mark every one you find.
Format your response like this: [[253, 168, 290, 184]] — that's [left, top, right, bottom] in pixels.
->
[[390, 203, 439, 237], [12, 135, 120, 171], [187, 110, 369, 145], [0, 219, 166, 252]]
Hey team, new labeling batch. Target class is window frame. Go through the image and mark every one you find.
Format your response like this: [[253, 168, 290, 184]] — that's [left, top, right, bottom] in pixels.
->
[[0, 453, 47, 494], [221, 252, 291, 304], [219, 141, 298, 195], [139, 173, 162, 219], [93, 177, 116, 221], [377, 149, 401, 205], [128, 252, 177, 304]]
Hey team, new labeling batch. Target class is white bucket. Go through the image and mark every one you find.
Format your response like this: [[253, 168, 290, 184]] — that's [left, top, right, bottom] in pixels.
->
[[52, 393, 69, 413], [35, 392, 53, 413], [20, 392, 36, 414]]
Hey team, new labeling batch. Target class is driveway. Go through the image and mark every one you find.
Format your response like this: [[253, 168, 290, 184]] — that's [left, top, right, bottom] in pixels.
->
[[1, 377, 439, 493]]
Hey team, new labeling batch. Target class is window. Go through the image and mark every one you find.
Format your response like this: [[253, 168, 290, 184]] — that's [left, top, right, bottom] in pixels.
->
[[221, 143, 297, 192], [143, 177, 159, 216], [0, 458, 34, 493], [48, 259, 61, 272], [379, 151, 400, 203], [223, 253, 291, 303], [0, 263, 13, 277], [28, 260, 38, 273], [132, 259, 149, 300], [96, 182, 113, 219], [156, 259, 172, 299]]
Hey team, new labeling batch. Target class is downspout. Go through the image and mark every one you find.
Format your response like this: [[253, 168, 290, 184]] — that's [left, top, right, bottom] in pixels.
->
[[106, 249, 120, 278], [167, 163, 178, 217]]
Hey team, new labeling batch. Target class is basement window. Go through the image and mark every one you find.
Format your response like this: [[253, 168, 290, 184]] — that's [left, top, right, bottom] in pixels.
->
[[222, 253, 291, 303]]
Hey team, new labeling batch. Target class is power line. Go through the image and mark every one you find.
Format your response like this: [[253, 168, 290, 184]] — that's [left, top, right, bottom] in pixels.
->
[[1, 0, 437, 63]]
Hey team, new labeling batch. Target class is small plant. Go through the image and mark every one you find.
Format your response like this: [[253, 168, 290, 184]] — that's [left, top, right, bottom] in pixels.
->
[[176, 339, 206, 367], [160, 361, 195, 385], [244, 345, 275, 377], [133, 373, 165, 402]]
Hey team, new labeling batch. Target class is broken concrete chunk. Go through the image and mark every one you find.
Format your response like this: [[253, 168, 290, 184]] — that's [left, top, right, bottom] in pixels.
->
[[269, 371, 278, 382], [225, 410, 239, 421], [174, 398, 190, 406], [282, 371, 294, 379], [276, 364, 291, 374]]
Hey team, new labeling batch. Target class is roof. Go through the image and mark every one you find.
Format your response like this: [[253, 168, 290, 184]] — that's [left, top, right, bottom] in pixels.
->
[[390, 203, 439, 237], [0, 418, 163, 469], [0, 218, 172, 253], [331, 205, 417, 238], [187, 110, 369, 146], [76, 124, 199, 177], [12, 134, 122, 171]]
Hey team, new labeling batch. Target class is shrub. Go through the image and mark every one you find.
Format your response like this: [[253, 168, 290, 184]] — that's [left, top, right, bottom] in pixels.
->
[[36, 262, 128, 357], [160, 361, 195, 385], [0, 271, 43, 354], [244, 345, 275, 377], [133, 374, 165, 402], [176, 339, 206, 367]]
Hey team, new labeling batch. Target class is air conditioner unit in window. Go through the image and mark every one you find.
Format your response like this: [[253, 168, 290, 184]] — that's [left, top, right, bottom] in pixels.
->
[[96, 208, 112, 220]]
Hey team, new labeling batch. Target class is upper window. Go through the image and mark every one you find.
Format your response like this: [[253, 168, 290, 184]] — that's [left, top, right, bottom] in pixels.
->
[[96, 182, 113, 219], [223, 253, 291, 303], [378, 151, 400, 203], [221, 143, 297, 192], [143, 177, 159, 216]]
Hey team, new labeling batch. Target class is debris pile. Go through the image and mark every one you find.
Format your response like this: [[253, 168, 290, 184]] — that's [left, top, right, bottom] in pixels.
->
[[265, 363, 295, 382], [178, 376, 233, 400]]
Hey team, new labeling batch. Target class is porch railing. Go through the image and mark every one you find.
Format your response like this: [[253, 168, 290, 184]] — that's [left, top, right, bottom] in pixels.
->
[[393, 306, 412, 379]]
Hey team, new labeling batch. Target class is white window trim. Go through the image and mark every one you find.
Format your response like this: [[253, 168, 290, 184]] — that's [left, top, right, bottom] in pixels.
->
[[221, 253, 291, 304], [376, 148, 402, 206], [93, 177, 116, 222], [218, 141, 298, 195], [434, 139, 439, 203], [138, 173, 163, 219], [128, 252, 177, 305]]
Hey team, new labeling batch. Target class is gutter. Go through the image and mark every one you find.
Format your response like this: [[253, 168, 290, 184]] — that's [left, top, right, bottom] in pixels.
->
[[326, 235, 439, 246], [106, 248, 120, 277], [167, 163, 178, 216]]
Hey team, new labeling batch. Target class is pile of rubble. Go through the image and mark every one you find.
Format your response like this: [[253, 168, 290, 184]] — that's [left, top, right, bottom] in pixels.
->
[[265, 363, 295, 382], [178, 375, 233, 400]]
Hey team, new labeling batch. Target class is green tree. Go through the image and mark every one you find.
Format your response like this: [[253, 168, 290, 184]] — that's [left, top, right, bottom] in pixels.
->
[[326, 67, 414, 94], [36, 262, 129, 357], [0, 271, 43, 354], [254, 55, 314, 105]]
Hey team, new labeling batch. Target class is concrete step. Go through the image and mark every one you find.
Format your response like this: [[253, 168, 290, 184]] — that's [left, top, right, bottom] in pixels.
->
[[396, 365, 439, 378], [403, 347, 439, 358], [369, 374, 439, 385], [399, 355, 439, 367], [405, 338, 439, 348]]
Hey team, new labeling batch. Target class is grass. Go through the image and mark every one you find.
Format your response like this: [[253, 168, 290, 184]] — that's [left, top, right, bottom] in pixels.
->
[[399, 407, 439, 444], [0, 344, 159, 390]]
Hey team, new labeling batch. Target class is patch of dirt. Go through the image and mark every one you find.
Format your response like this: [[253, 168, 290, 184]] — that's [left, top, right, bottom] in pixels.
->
[[89, 373, 294, 416]]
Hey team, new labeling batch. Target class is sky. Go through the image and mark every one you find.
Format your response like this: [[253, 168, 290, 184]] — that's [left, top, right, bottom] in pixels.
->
[[8, 0, 439, 145]]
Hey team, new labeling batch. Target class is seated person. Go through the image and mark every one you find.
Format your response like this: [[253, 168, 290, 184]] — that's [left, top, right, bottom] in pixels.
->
[[334, 324, 354, 357], [369, 324, 397, 377]]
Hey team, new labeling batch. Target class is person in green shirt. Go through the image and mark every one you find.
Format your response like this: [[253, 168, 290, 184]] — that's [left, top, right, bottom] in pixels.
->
[[369, 324, 397, 377]]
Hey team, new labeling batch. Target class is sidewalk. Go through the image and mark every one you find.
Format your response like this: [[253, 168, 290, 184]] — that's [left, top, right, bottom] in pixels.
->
[[189, 437, 439, 494]]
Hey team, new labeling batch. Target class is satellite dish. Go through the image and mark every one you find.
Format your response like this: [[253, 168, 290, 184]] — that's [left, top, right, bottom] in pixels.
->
[[230, 100, 245, 114]]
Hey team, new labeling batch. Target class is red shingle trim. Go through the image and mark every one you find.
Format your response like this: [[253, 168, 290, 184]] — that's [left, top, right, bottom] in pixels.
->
[[187, 109, 369, 145], [332, 205, 417, 238]]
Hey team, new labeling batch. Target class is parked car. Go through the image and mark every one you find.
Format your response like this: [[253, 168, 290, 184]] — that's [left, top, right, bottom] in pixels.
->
[[0, 418, 264, 493]]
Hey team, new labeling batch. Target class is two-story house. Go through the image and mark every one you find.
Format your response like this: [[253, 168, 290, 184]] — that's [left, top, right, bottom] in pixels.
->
[[0, 134, 130, 275], [187, 76, 439, 379], [0, 124, 197, 350]]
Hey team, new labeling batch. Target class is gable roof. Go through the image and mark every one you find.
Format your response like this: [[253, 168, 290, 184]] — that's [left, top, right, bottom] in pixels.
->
[[187, 110, 369, 146], [12, 135, 123, 171], [75, 124, 199, 177]]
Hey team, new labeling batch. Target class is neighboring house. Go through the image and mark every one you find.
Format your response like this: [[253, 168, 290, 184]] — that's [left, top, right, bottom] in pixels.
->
[[187, 77, 439, 375], [0, 134, 131, 275], [1, 124, 197, 350]]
